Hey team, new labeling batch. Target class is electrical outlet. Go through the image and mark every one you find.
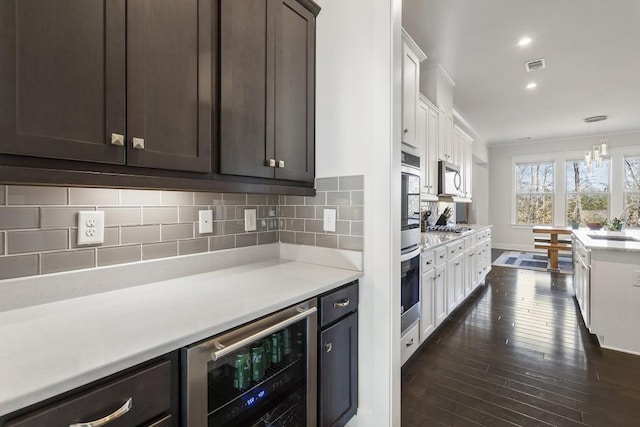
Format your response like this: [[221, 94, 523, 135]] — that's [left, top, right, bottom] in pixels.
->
[[323, 208, 336, 232], [633, 271, 640, 287], [198, 210, 213, 234], [77, 211, 104, 245], [244, 209, 257, 231]]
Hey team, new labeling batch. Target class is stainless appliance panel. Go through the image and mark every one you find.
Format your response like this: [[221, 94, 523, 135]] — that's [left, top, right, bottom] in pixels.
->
[[438, 160, 462, 196], [400, 248, 421, 335]]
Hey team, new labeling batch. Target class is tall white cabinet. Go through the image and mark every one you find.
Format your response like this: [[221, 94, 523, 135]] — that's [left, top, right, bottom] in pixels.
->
[[417, 95, 439, 199], [401, 29, 426, 154]]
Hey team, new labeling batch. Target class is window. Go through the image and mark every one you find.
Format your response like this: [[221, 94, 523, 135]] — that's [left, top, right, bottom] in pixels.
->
[[515, 162, 554, 224], [624, 155, 640, 228], [566, 159, 610, 226]]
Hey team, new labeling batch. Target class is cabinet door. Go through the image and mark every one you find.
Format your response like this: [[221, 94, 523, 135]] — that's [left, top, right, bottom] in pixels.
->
[[417, 101, 430, 194], [420, 268, 435, 342], [426, 106, 439, 195], [126, 0, 211, 172], [274, 0, 316, 182], [434, 265, 447, 326], [454, 255, 464, 305], [0, 0, 125, 164], [402, 43, 419, 148], [446, 260, 456, 313], [320, 313, 358, 427], [464, 138, 473, 198], [219, 0, 273, 179]]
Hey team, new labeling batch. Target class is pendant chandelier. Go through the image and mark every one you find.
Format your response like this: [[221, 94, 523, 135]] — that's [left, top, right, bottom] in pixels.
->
[[584, 115, 608, 171]]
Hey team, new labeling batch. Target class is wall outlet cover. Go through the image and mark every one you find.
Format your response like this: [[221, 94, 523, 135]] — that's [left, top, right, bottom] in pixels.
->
[[245, 209, 257, 231], [198, 210, 213, 234], [323, 208, 336, 232], [77, 211, 104, 245]]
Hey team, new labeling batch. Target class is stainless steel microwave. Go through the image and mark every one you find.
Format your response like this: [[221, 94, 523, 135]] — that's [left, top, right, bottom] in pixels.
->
[[438, 160, 462, 196]]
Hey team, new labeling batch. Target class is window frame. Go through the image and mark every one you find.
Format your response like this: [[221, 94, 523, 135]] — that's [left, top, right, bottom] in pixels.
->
[[564, 158, 611, 226], [623, 155, 640, 228], [512, 160, 555, 226]]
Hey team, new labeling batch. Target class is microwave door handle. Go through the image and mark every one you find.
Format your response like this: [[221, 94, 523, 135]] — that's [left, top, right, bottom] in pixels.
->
[[209, 305, 317, 361], [454, 171, 462, 191]]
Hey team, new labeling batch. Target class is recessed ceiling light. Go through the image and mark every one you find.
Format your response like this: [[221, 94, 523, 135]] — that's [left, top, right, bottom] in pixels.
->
[[526, 82, 537, 90], [518, 36, 532, 47]]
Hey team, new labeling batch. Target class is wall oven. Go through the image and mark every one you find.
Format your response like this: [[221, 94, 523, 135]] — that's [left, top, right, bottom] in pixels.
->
[[400, 247, 421, 335], [182, 299, 317, 426], [401, 151, 421, 253]]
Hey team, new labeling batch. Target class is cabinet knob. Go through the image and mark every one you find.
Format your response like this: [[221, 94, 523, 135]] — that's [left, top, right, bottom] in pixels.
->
[[277, 160, 285, 168], [403, 128, 409, 133], [405, 338, 414, 347], [324, 342, 332, 353], [110, 133, 124, 146], [132, 137, 145, 149]]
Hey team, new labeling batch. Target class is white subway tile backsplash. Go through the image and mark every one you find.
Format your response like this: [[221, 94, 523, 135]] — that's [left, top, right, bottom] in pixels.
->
[[97, 245, 141, 267], [142, 207, 178, 225], [0, 174, 364, 279], [7, 229, 68, 254], [69, 188, 119, 206], [142, 241, 178, 261], [0, 207, 40, 230], [41, 207, 94, 228], [120, 189, 161, 206], [161, 190, 193, 206], [121, 225, 161, 245], [41, 249, 95, 274], [7, 186, 68, 205], [0, 254, 39, 279], [101, 207, 141, 227]]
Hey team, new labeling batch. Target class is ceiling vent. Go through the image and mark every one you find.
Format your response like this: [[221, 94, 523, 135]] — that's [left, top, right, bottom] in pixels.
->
[[525, 58, 546, 72]]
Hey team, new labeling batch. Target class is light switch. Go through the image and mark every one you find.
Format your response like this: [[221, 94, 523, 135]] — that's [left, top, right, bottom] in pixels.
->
[[245, 209, 257, 231], [199, 210, 213, 234], [323, 208, 336, 232]]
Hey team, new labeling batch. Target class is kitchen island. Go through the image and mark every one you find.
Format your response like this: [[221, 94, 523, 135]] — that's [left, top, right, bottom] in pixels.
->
[[572, 229, 640, 355]]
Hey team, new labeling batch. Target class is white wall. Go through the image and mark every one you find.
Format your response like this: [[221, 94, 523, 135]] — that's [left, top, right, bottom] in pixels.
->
[[489, 131, 640, 250], [315, 0, 402, 425], [470, 161, 489, 225]]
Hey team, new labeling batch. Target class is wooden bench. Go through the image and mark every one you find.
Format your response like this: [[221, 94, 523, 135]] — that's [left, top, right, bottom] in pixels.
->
[[532, 226, 573, 269]]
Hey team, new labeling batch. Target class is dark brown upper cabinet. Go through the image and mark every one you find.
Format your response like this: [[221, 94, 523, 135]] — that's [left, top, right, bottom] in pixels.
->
[[219, 0, 319, 183], [0, 0, 211, 173]]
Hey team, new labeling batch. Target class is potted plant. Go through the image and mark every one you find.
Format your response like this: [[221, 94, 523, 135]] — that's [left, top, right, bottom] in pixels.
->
[[569, 216, 580, 230], [606, 217, 624, 231]]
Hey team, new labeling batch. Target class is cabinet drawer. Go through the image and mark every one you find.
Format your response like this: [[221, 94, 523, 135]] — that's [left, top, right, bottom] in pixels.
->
[[401, 322, 420, 366], [434, 247, 447, 266], [446, 240, 464, 259], [6, 361, 172, 427], [149, 415, 172, 427], [421, 250, 435, 271], [320, 282, 358, 327]]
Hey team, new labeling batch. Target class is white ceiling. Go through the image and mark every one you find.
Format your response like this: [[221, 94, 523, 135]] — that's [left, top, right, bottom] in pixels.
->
[[402, 0, 640, 145]]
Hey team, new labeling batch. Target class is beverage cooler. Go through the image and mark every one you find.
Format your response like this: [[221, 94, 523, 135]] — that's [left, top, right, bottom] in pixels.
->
[[182, 299, 318, 426]]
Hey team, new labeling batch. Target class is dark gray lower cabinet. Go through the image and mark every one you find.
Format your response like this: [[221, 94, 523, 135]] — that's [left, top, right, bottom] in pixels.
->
[[319, 282, 358, 427], [2, 355, 178, 427]]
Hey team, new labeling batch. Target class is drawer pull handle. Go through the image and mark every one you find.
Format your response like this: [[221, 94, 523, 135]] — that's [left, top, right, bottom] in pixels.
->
[[334, 298, 350, 308], [131, 137, 144, 149], [439, 255, 445, 259], [70, 397, 132, 427], [325, 342, 333, 352], [406, 338, 414, 347]]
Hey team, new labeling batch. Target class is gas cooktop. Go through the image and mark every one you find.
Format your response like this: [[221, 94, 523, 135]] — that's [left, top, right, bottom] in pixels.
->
[[424, 225, 472, 233]]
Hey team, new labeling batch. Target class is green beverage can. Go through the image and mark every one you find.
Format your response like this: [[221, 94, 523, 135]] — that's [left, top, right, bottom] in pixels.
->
[[270, 333, 282, 364], [282, 327, 291, 356], [264, 337, 272, 370], [233, 349, 250, 390], [251, 341, 265, 382]]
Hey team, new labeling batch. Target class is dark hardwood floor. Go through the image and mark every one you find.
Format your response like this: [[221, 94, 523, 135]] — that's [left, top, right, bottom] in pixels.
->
[[401, 266, 640, 426]]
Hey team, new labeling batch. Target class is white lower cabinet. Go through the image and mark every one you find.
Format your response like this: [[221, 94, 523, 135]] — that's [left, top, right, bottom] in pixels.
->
[[401, 321, 420, 365], [420, 266, 435, 343], [434, 264, 447, 327], [446, 253, 464, 314]]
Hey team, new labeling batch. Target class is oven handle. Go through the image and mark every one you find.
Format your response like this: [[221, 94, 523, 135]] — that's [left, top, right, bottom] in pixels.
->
[[400, 247, 421, 263], [209, 306, 318, 361]]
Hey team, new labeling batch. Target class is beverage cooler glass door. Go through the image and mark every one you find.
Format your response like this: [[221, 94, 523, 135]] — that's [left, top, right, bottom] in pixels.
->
[[182, 299, 318, 427]]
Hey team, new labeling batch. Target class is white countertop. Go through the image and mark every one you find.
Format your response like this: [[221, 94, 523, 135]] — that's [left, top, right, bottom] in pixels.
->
[[572, 229, 640, 252], [0, 258, 362, 417], [421, 224, 492, 250]]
